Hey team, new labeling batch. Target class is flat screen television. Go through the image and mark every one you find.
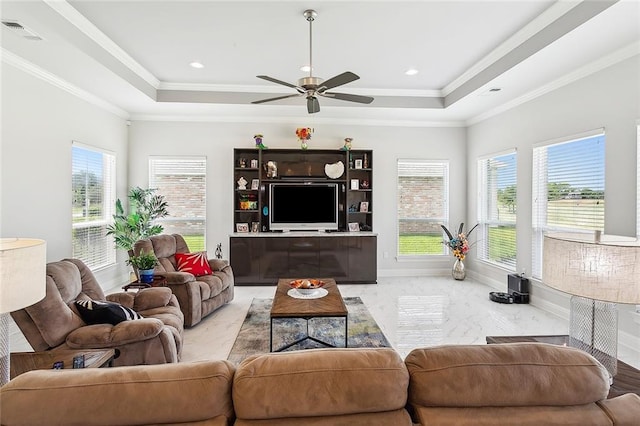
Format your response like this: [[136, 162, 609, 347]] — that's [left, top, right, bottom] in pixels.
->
[[269, 183, 339, 231]]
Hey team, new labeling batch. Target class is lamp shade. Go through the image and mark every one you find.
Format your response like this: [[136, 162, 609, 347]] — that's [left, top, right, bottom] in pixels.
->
[[0, 238, 46, 313], [543, 232, 640, 304]]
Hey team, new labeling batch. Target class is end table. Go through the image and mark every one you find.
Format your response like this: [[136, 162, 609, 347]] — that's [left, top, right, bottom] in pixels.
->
[[10, 348, 116, 379], [122, 274, 167, 291]]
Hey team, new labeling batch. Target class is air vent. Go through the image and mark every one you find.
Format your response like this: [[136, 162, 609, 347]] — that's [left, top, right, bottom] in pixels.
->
[[2, 20, 43, 41]]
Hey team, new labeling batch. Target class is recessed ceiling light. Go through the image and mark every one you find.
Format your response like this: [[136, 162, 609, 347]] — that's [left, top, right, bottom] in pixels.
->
[[300, 65, 312, 72], [405, 68, 419, 76], [190, 61, 204, 69]]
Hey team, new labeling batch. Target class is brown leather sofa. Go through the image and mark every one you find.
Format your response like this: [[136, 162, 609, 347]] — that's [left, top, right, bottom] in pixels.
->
[[2, 344, 640, 425], [10, 259, 184, 367], [134, 234, 234, 327]]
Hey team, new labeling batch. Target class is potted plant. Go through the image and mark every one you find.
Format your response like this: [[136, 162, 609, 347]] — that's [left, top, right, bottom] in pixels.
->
[[126, 250, 158, 283], [106, 187, 168, 278]]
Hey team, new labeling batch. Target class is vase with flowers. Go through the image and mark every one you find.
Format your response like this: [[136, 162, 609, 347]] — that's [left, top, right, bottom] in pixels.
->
[[441, 222, 478, 280], [295, 127, 313, 149]]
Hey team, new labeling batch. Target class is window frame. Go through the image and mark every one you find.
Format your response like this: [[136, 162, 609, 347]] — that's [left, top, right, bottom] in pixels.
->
[[531, 129, 605, 279], [396, 159, 450, 259], [477, 149, 517, 271], [149, 156, 207, 252], [71, 141, 116, 271]]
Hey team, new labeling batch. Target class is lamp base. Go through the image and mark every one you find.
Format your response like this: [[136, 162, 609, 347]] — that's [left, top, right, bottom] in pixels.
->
[[568, 296, 617, 379]]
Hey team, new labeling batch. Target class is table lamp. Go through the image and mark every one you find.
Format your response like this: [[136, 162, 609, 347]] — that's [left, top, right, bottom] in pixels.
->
[[0, 238, 46, 385], [543, 232, 640, 378]]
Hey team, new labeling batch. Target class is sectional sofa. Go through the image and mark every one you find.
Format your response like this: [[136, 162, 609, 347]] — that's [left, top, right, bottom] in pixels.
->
[[1, 343, 639, 425]]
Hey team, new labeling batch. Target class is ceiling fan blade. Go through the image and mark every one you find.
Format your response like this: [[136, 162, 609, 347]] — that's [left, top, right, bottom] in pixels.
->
[[307, 96, 320, 114], [252, 93, 303, 104], [318, 71, 360, 91], [256, 75, 304, 93], [321, 92, 374, 104]]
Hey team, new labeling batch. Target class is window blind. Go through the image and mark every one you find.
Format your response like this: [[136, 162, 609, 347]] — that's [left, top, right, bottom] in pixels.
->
[[532, 132, 605, 278], [71, 143, 116, 270], [397, 160, 449, 257], [149, 157, 207, 251], [477, 150, 517, 270]]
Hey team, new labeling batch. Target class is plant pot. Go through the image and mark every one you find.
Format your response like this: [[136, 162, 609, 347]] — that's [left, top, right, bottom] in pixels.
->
[[139, 269, 155, 283]]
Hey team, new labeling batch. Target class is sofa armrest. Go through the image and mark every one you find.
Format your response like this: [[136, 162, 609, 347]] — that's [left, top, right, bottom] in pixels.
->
[[163, 271, 196, 284], [65, 319, 164, 348], [597, 393, 640, 425], [131, 287, 173, 311], [0, 361, 236, 425], [208, 259, 230, 272], [106, 292, 135, 308]]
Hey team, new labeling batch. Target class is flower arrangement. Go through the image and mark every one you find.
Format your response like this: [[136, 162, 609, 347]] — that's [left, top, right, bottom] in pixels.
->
[[441, 222, 478, 261], [295, 127, 313, 149]]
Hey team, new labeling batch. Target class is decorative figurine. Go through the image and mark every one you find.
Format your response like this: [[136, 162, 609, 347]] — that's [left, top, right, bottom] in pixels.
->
[[254, 134, 268, 150], [363, 153, 369, 169], [215, 243, 222, 259], [265, 161, 278, 178], [237, 176, 248, 190], [341, 137, 353, 151]]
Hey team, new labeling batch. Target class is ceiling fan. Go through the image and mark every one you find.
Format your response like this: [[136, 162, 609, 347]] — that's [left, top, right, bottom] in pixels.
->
[[252, 9, 374, 114]]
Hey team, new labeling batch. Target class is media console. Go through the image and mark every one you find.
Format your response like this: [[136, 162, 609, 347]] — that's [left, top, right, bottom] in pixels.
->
[[231, 148, 376, 285], [230, 232, 377, 285]]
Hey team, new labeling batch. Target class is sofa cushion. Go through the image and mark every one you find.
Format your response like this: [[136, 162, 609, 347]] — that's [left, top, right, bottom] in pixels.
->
[[233, 348, 410, 420], [405, 343, 610, 408], [176, 251, 213, 276], [75, 300, 143, 325]]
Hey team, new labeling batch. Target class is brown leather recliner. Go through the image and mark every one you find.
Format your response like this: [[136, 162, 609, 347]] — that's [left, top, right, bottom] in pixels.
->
[[11, 258, 184, 366], [134, 234, 234, 327]]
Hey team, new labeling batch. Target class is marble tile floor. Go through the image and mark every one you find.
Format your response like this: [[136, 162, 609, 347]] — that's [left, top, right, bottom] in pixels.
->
[[183, 276, 640, 369]]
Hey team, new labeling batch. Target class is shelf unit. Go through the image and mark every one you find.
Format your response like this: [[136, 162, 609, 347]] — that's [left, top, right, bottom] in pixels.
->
[[233, 148, 373, 233]]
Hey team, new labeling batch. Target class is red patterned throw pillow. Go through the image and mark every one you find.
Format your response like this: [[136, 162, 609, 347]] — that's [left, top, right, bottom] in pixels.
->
[[175, 252, 213, 276]]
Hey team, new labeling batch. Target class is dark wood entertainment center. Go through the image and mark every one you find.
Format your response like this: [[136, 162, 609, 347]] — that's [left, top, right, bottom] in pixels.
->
[[230, 148, 376, 285]]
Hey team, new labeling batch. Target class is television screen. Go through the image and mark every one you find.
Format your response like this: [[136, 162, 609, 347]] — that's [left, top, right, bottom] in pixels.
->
[[269, 183, 338, 231]]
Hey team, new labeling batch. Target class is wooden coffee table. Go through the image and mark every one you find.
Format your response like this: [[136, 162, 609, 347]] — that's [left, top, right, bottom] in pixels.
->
[[486, 335, 640, 399], [270, 278, 348, 352]]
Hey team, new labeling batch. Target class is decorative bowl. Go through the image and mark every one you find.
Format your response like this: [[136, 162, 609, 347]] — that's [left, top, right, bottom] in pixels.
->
[[290, 279, 325, 295]]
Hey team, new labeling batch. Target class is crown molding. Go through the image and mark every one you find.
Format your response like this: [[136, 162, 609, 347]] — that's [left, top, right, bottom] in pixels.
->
[[43, 0, 160, 88], [2, 49, 129, 119], [466, 41, 640, 126], [157, 81, 441, 98], [128, 113, 465, 128], [443, 1, 582, 97]]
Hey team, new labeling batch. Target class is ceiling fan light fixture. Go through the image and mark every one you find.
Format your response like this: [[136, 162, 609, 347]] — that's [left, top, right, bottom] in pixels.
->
[[251, 9, 374, 113]]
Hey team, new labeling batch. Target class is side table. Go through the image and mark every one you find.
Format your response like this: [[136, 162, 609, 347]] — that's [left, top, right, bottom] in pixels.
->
[[122, 274, 167, 291], [486, 334, 640, 399], [10, 348, 116, 379]]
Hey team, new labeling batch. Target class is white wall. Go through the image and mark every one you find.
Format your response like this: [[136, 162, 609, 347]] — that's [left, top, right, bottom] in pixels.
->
[[466, 56, 640, 351], [1, 65, 130, 290], [128, 121, 467, 275]]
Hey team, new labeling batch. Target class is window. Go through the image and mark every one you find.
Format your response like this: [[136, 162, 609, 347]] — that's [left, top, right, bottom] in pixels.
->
[[397, 160, 449, 257], [72, 143, 116, 270], [532, 130, 605, 278], [149, 157, 206, 251], [477, 150, 517, 270]]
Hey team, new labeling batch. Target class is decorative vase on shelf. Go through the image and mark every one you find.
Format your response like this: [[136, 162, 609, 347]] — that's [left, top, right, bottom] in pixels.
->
[[301, 141, 308, 150], [452, 258, 466, 280]]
